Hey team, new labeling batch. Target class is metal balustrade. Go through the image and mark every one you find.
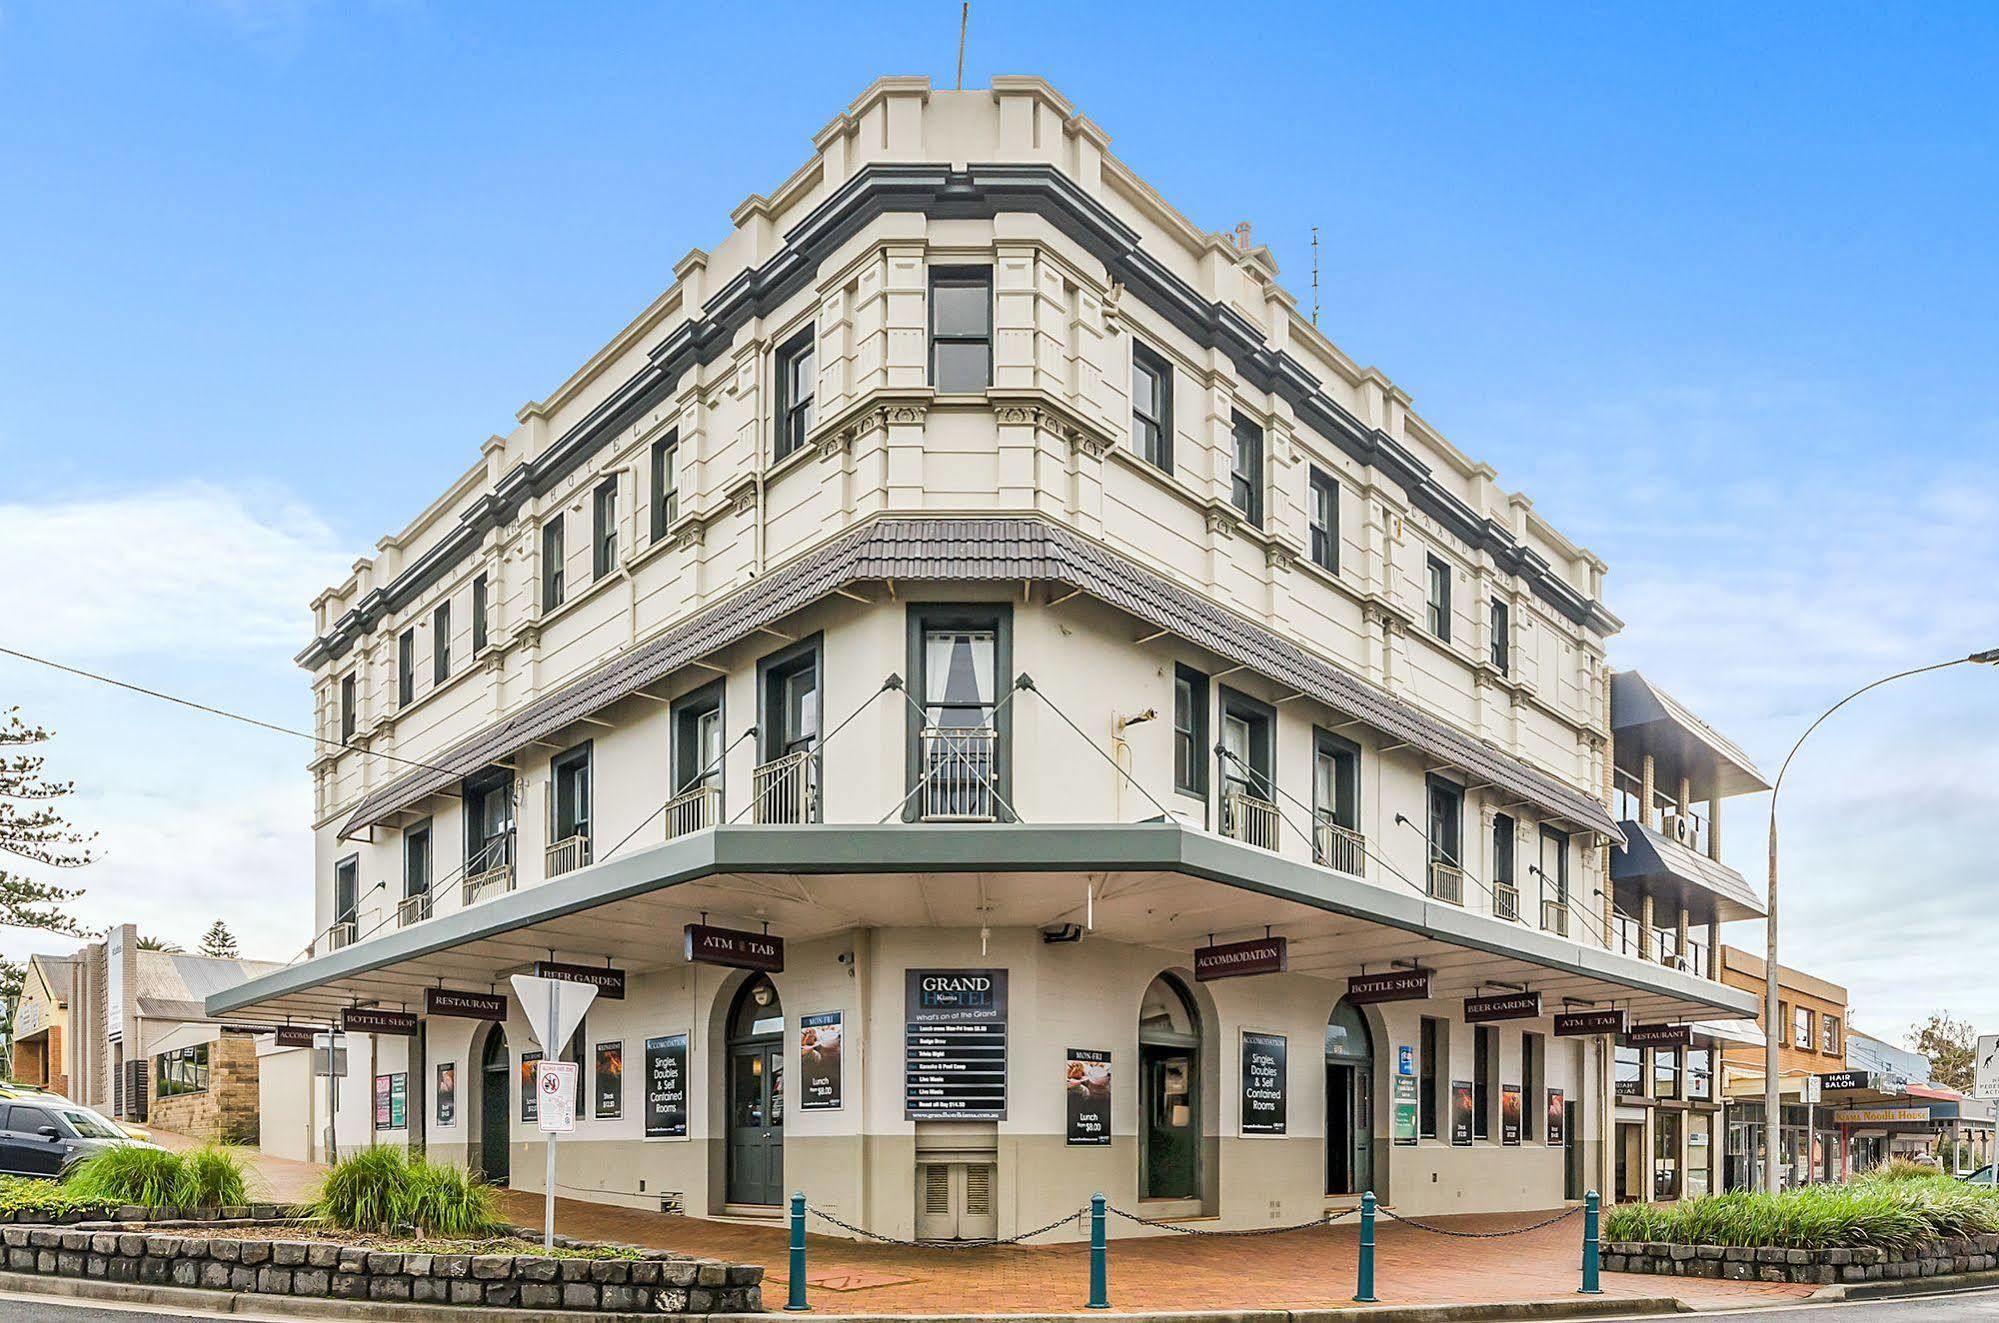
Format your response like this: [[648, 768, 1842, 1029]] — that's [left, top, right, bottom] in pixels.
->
[[919, 728, 998, 822], [752, 751, 816, 825], [1541, 898, 1570, 936], [1493, 882, 1520, 922], [397, 893, 432, 927], [1221, 790, 1280, 852], [1427, 862, 1465, 905], [325, 920, 357, 952], [545, 832, 591, 878], [664, 784, 721, 840], [462, 862, 515, 906], [1314, 820, 1366, 876]]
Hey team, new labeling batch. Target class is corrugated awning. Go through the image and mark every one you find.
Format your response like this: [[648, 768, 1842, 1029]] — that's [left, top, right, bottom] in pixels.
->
[[1613, 820, 1766, 921], [339, 517, 1623, 845]]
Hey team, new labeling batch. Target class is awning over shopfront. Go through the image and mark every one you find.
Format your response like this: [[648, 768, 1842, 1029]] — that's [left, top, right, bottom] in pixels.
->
[[211, 822, 1754, 1026]]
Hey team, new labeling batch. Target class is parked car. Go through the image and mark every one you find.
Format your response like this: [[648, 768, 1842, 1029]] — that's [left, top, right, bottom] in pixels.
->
[[0, 1084, 150, 1142], [0, 1100, 160, 1178], [1960, 1163, 1999, 1186]]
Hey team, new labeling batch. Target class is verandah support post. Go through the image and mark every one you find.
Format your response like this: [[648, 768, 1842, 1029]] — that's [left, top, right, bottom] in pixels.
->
[[1087, 1192, 1109, 1309], [1579, 1189, 1603, 1294], [785, 1191, 810, 1311], [1353, 1190, 1378, 1303]]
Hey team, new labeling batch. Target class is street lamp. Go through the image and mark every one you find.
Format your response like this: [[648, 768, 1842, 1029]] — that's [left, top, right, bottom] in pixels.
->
[[1761, 646, 1999, 1194]]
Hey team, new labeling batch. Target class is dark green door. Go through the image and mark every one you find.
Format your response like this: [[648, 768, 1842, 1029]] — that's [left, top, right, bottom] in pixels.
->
[[480, 1028, 510, 1186], [727, 1043, 783, 1205]]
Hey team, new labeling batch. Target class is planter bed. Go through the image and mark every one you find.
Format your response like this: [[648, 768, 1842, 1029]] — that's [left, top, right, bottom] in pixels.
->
[[1603, 1234, 1999, 1285], [0, 1213, 764, 1313]]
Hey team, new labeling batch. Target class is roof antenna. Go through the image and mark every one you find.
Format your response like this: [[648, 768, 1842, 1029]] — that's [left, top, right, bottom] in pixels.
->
[[955, 3, 969, 90], [1310, 225, 1321, 328]]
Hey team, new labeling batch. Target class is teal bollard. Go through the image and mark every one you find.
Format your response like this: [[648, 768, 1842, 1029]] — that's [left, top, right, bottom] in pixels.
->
[[1087, 1193, 1109, 1309], [786, 1191, 810, 1311], [1353, 1191, 1379, 1303], [1579, 1189, 1602, 1295]]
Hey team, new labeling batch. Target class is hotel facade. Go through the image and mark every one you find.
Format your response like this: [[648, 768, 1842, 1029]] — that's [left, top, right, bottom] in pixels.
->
[[213, 77, 1760, 1239]]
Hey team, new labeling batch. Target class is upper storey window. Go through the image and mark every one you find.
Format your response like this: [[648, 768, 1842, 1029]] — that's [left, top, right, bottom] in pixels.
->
[[1426, 555, 1452, 643], [542, 516, 566, 612], [1489, 598, 1510, 674], [1229, 414, 1263, 527], [593, 479, 618, 580], [1131, 341, 1172, 472], [397, 628, 416, 708], [432, 602, 451, 685], [650, 433, 679, 542], [930, 267, 992, 393], [338, 674, 356, 743], [1308, 468, 1338, 573], [775, 328, 816, 461], [471, 574, 490, 654]]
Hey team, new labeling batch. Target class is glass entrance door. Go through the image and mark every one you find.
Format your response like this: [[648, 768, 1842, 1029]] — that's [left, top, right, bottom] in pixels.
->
[[727, 1044, 784, 1206]]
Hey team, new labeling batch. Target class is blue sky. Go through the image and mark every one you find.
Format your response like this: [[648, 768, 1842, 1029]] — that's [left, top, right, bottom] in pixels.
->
[[1, 2, 1995, 1039]]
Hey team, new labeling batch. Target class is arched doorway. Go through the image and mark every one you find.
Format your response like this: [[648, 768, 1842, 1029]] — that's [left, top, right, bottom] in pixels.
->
[[725, 975, 784, 1207], [1324, 998, 1374, 1195], [1139, 973, 1201, 1202], [478, 1024, 510, 1186]]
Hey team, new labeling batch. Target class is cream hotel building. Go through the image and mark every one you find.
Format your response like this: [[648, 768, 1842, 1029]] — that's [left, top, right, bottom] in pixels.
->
[[217, 77, 1766, 1237]]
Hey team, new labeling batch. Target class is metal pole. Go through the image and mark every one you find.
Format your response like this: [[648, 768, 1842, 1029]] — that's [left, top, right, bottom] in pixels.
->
[[1579, 1189, 1602, 1294], [543, 982, 558, 1251], [1087, 1193, 1108, 1309], [786, 1191, 810, 1311], [1353, 1191, 1378, 1303]]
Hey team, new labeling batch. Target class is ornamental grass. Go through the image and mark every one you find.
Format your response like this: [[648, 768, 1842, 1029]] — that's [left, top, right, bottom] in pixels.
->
[[1604, 1171, 1999, 1251], [311, 1146, 501, 1238], [61, 1142, 249, 1209]]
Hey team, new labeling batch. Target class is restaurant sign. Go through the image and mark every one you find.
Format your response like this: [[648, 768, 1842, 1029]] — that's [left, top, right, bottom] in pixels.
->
[[1554, 1009, 1628, 1037], [1346, 970, 1431, 1005], [424, 988, 508, 1021], [1194, 936, 1288, 982], [683, 924, 785, 973], [1833, 1107, 1932, 1125], [1624, 1022, 1692, 1048], [1465, 992, 1542, 1023]]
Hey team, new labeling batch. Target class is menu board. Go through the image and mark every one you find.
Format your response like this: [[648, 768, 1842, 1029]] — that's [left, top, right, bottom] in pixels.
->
[[1501, 1085, 1522, 1145], [520, 1052, 542, 1122], [1240, 1032, 1287, 1136], [643, 1034, 688, 1138], [799, 1012, 843, 1111], [374, 1073, 407, 1129], [1065, 1049, 1111, 1145], [374, 1075, 392, 1128], [1547, 1089, 1566, 1146], [435, 1063, 457, 1126], [905, 969, 1008, 1120], [595, 1041, 624, 1119], [1392, 1074, 1419, 1146], [1450, 1080, 1473, 1145]]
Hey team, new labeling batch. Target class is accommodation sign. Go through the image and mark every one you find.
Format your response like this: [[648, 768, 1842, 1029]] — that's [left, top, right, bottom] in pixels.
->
[[1624, 1022, 1691, 1048], [1194, 936, 1287, 981], [424, 988, 508, 1021], [684, 924, 784, 973], [643, 1034, 688, 1138], [1240, 1031, 1288, 1135], [1347, 970, 1431, 1004], [273, 1026, 320, 1048], [533, 960, 626, 1000], [905, 969, 1008, 1120], [1554, 1009, 1628, 1037], [343, 1008, 417, 1036], [1465, 992, 1542, 1023]]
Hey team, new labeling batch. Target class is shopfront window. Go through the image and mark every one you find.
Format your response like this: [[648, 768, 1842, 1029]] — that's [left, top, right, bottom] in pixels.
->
[[1654, 1110, 1682, 1200], [1687, 1045, 1714, 1100], [1615, 1044, 1642, 1097], [1653, 1047, 1681, 1100], [1686, 1114, 1713, 1197]]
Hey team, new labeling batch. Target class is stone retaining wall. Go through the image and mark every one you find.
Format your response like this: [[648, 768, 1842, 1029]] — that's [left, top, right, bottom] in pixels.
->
[[1604, 1233, 1999, 1285], [0, 1219, 763, 1313]]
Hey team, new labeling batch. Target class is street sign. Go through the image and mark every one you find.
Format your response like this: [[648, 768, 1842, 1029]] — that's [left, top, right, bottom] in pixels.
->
[[536, 1061, 578, 1133], [1976, 1035, 1999, 1102], [509, 975, 598, 1052]]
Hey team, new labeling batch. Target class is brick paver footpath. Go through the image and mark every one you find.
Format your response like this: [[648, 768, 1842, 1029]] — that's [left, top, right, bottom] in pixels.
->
[[160, 1133, 1817, 1314]]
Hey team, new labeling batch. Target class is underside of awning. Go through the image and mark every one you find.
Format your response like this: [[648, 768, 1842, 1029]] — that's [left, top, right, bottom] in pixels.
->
[[217, 823, 1743, 1027]]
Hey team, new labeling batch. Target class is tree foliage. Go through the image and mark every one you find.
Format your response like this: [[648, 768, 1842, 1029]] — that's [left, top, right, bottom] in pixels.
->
[[0, 709, 90, 935], [135, 935, 183, 953], [197, 920, 239, 959], [1912, 1012, 1977, 1092]]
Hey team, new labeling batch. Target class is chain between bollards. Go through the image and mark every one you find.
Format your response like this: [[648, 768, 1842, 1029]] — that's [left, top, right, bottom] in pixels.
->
[[1087, 1192, 1109, 1309], [786, 1191, 810, 1311], [1578, 1189, 1602, 1295], [1353, 1190, 1379, 1303]]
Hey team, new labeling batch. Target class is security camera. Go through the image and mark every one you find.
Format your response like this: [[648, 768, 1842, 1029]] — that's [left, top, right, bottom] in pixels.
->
[[1041, 923, 1084, 944], [836, 951, 854, 966]]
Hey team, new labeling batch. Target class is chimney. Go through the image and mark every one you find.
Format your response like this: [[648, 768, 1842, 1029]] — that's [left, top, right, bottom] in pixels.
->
[[1233, 221, 1253, 252]]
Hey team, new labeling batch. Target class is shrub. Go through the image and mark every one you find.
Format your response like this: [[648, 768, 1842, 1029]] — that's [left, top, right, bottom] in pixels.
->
[[1874, 1157, 1944, 1182], [1604, 1172, 1999, 1251], [0, 1175, 88, 1217], [312, 1146, 501, 1238], [61, 1143, 250, 1209]]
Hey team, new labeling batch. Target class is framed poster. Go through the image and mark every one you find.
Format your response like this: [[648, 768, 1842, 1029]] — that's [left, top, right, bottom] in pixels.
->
[[1501, 1085, 1522, 1145], [1065, 1049, 1111, 1145], [799, 1012, 843, 1111], [520, 1051, 542, 1122], [389, 1073, 407, 1130], [374, 1075, 392, 1128], [595, 1041, 624, 1119], [1392, 1074, 1418, 1145], [1450, 1080, 1473, 1146], [905, 970, 1008, 1120], [435, 1063, 457, 1126], [1547, 1089, 1566, 1146], [643, 1034, 688, 1139], [1240, 1031, 1288, 1136]]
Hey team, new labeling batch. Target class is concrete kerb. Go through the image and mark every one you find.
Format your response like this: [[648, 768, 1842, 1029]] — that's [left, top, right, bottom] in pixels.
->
[[0, 1271, 1690, 1323], [1811, 1264, 1999, 1302]]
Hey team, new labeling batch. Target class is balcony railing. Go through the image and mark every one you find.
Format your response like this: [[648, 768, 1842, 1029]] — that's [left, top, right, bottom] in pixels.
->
[[326, 919, 357, 952], [919, 727, 998, 822], [1427, 862, 1465, 905], [398, 892, 432, 927], [1540, 897, 1569, 936], [1313, 820, 1366, 876], [1494, 881, 1520, 922], [1221, 790, 1280, 852], [664, 783, 721, 840], [545, 832, 591, 878], [463, 862, 515, 906], [752, 751, 815, 825]]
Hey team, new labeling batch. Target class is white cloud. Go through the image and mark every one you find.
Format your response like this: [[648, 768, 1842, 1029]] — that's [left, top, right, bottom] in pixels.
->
[[0, 482, 351, 658]]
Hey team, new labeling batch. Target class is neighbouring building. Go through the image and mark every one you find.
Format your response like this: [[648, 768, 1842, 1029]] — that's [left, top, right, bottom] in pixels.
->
[[1716, 946, 1848, 1190], [211, 76, 1757, 1239], [65, 925, 283, 1141], [9, 955, 74, 1094], [1833, 1029, 1994, 1175]]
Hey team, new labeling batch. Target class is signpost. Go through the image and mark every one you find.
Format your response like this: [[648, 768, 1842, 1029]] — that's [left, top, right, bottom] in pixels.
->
[[510, 974, 599, 1250], [1975, 1035, 1999, 1187]]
